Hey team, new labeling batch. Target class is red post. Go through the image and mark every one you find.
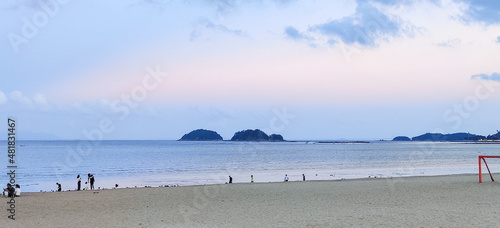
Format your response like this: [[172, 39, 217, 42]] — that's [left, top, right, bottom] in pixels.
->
[[478, 155, 500, 183], [479, 156, 482, 183]]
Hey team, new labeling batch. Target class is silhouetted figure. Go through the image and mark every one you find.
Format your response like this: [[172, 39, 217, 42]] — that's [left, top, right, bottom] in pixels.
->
[[229, 176, 233, 184], [77, 175, 81, 191], [88, 173, 95, 190], [4, 183, 15, 197], [56, 183, 61, 192], [284, 174, 289, 182], [302, 174, 305, 181]]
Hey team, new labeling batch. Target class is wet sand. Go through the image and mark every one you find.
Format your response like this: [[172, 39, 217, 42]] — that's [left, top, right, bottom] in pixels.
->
[[3, 174, 500, 227]]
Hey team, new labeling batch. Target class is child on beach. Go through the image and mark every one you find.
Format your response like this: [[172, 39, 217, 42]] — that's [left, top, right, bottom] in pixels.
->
[[284, 174, 289, 182], [2, 184, 7, 197], [84, 182, 88, 190], [56, 183, 62, 192], [14, 184, 21, 197]]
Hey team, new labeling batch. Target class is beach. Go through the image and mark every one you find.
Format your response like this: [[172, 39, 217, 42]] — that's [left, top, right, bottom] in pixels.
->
[[4, 174, 500, 227]]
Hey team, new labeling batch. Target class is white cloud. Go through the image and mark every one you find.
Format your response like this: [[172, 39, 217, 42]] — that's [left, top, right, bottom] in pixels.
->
[[9, 90, 34, 108], [34, 93, 51, 110], [3, 91, 51, 110], [0, 90, 7, 104]]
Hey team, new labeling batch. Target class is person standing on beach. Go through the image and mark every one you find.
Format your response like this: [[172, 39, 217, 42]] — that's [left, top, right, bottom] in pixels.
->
[[56, 183, 61, 192], [302, 174, 305, 181], [251, 175, 254, 183], [84, 182, 88, 190], [88, 173, 95, 190], [77, 175, 81, 191], [229, 176, 233, 184], [284, 174, 289, 182]]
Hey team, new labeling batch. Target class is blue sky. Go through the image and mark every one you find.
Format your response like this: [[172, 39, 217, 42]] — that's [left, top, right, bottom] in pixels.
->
[[1, 0, 500, 140]]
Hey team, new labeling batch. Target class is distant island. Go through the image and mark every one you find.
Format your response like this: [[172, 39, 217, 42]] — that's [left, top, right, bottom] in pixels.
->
[[180, 129, 500, 142], [230, 129, 284, 142], [487, 131, 500, 140], [393, 132, 489, 142], [392, 136, 411, 141], [179, 129, 285, 142], [269, 134, 284, 142], [179, 129, 223, 141], [412, 133, 485, 141]]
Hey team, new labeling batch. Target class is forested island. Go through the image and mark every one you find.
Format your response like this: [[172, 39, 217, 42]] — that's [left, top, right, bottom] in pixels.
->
[[392, 136, 411, 141], [486, 131, 500, 140], [179, 129, 500, 142], [230, 129, 285, 142], [179, 129, 285, 142], [179, 129, 223, 141], [392, 131, 500, 142]]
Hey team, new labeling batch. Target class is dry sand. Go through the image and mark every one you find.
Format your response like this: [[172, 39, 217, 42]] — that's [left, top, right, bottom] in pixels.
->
[[2, 174, 500, 227]]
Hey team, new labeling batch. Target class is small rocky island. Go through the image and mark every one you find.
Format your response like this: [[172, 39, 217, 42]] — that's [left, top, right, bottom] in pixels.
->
[[230, 129, 284, 142], [269, 134, 284, 142], [392, 136, 411, 141], [179, 129, 223, 141]]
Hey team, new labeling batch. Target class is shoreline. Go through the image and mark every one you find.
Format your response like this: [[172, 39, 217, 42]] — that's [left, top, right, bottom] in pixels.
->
[[18, 172, 487, 194], [20, 169, 481, 193], [41, 172, 488, 188], [7, 173, 500, 227]]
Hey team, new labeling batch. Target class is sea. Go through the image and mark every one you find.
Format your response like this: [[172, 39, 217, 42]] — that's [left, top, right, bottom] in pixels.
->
[[2, 140, 500, 192]]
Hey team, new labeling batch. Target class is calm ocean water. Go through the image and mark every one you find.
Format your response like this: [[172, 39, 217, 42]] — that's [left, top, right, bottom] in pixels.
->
[[2, 140, 500, 192]]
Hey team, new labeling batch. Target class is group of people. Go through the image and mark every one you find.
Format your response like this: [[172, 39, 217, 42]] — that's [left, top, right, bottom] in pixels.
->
[[54, 173, 96, 192], [3, 183, 20, 197], [8, 172, 308, 193], [76, 173, 95, 191]]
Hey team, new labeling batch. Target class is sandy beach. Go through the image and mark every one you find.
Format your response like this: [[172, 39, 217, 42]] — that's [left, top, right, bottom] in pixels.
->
[[3, 174, 500, 227]]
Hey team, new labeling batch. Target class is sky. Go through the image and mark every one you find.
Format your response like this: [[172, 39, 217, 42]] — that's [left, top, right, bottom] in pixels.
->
[[1, 0, 500, 140]]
